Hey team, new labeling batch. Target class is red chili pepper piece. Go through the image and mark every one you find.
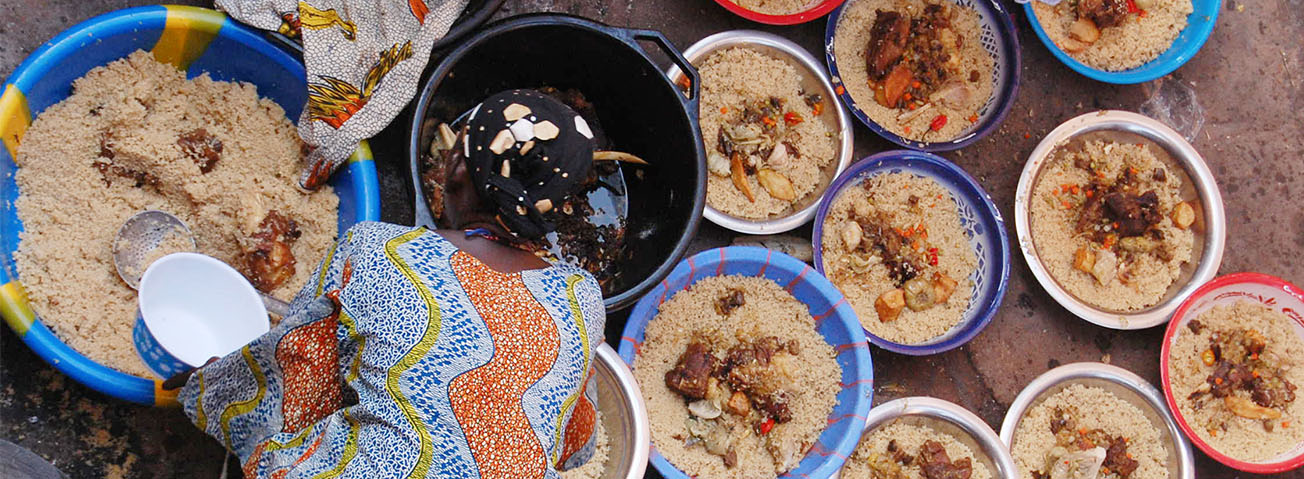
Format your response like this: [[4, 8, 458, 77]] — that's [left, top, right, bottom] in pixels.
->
[[784, 111, 804, 126], [930, 114, 948, 132], [759, 417, 775, 435]]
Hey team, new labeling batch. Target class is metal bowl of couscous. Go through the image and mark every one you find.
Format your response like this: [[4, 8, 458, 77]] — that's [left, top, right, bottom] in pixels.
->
[[667, 30, 855, 235], [1014, 110, 1225, 330], [1000, 362, 1195, 479], [838, 397, 1017, 479], [581, 343, 651, 479]]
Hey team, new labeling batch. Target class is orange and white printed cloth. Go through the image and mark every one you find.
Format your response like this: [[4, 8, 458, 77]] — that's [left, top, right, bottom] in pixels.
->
[[180, 222, 606, 478], [215, 0, 469, 189]]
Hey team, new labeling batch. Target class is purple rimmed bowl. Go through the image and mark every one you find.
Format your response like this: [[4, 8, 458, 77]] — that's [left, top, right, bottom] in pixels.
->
[[811, 150, 1009, 355], [823, 0, 1020, 151], [618, 246, 873, 479]]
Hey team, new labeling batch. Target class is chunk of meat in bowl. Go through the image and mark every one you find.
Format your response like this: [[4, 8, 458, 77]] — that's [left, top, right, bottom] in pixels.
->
[[919, 439, 973, 479], [1079, 0, 1130, 28], [665, 341, 719, 400], [244, 210, 301, 293], [865, 10, 911, 80]]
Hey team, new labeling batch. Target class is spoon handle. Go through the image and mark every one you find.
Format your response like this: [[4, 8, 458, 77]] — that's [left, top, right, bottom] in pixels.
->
[[261, 294, 291, 317]]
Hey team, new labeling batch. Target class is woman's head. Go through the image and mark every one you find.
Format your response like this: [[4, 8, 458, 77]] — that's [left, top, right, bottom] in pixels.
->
[[442, 89, 596, 239]]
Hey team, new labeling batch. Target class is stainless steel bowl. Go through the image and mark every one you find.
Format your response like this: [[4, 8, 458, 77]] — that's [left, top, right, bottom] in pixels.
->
[[1014, 110, 1226, 329], [592, 342, 650, 479], [999, 363, 1195, 479], [837, 397, 1018, 479], [667, 30, 855, 235]]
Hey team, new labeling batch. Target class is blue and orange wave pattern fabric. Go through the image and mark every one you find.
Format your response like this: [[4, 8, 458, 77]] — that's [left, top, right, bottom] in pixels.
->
[[179, 222, 605, 478]]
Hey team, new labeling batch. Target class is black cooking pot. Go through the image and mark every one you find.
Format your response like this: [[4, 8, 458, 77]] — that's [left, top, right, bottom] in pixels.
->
[[433, 0, 505, 50], [408, 14, 707, 312]]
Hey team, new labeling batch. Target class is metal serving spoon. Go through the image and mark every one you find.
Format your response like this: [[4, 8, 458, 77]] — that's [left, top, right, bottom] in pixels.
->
[[112, 210, 291, 317]]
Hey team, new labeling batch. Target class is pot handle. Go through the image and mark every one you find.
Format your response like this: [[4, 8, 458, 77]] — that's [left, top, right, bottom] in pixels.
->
[[621, 28, 700, 106], [412, 186, 438, 229], [263, 31, 305, 58]]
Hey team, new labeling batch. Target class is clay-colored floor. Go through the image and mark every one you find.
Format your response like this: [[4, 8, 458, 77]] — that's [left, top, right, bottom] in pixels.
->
[[1, 0, 1300, 477]]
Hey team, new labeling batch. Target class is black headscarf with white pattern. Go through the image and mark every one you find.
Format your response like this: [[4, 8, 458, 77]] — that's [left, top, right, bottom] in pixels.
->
[[462, 89, 595, 239]]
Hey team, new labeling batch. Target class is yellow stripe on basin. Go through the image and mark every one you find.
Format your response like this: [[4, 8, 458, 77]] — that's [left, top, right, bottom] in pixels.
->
[[0, 85, 30, 158], [152, 6, 225, 71], [155, 380, 180, 407], [0, 280, 36, 336], [347, 140, 373, 164]]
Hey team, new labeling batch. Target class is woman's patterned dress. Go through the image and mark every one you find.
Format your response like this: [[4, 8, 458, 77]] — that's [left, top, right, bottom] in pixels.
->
[[180, 222, 606, 478]]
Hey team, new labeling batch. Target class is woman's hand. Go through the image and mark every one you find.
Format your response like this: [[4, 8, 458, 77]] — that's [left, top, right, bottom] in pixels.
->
[[161, 357, 219, 391]]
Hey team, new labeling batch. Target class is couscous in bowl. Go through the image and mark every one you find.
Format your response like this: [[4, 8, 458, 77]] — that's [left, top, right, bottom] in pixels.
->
[[812, 150, 1008, 355]]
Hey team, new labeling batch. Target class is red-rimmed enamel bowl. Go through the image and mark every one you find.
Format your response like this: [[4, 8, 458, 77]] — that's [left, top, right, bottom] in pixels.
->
[[712, 0, 846, 25], [1160, 272, 1304, 473]]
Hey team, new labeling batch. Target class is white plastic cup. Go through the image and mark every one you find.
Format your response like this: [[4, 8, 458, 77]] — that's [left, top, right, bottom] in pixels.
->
[[131, 252, 269, 378]]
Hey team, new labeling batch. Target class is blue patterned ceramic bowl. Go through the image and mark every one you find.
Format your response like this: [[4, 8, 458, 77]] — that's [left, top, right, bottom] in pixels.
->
[[811, 151, 1009, 355], [619, 246, 873, 479], [0, 6, 380, 406], [824, 0, 1020, 151], [1023, 0, 1220, 84]]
